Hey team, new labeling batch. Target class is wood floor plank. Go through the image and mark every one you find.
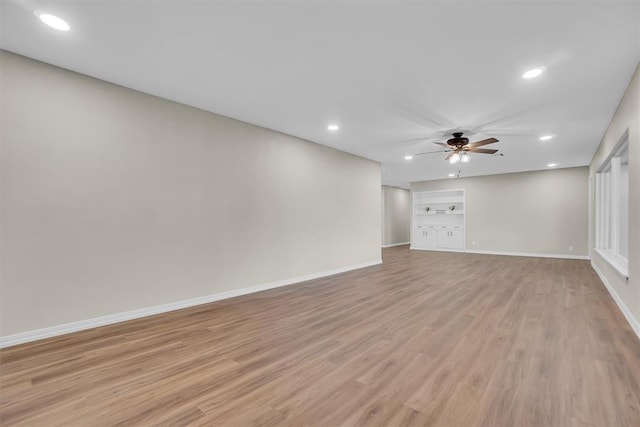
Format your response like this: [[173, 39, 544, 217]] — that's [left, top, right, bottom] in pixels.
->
[[2, 247, 640, 426]]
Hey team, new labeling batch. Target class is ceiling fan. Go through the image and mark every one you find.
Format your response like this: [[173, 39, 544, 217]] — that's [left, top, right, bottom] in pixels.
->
[[415, 132, 500, 163]]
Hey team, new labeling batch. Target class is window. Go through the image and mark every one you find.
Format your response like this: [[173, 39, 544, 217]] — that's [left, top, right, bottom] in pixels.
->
[[595, 134, 629, 278]]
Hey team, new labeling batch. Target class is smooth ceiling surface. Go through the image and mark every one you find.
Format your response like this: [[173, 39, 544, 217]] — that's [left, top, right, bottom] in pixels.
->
[[2, 0, 639, 187]]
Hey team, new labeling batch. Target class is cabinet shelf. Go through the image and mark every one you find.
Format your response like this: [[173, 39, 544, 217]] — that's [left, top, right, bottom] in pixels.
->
[[416, 211, 464, 216], [413, 196, 464, 204]]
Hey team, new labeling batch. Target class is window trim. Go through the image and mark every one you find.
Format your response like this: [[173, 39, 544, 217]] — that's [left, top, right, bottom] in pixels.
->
[[595, 248, 629, 280], [594, 130, 629, 281]]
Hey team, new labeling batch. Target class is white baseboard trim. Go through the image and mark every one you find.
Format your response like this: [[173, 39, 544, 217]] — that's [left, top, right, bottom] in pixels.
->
[[410, 246, 588, 260], [382, 242, 410, 248], [410, 247, 466, 253], [591, 261, 640, 341], [464, 249, 589, 260], [0, 259, 382, 349]]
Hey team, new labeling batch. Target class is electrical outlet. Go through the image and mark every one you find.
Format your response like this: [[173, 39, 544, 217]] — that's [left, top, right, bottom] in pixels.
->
[[472, 240, 476, 246], [569, 246, 574, 252]]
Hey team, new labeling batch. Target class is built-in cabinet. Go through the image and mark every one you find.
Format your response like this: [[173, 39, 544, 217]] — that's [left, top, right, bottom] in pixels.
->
[[411, 189, 465, 251]]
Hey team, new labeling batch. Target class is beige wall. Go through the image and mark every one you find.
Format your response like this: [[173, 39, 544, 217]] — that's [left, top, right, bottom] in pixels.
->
[[381, 186, 410, 246], [0, 51, 381, 337], [589, 64, 640, 325], [411, 167, 589, 256]]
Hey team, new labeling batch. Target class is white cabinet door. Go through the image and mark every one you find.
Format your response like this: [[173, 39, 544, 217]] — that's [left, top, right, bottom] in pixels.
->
[[449, 230, 464, 248], [413, 227, 425, 247], [414, 226, 437, 248], [424, 228, 438, 248], [437, 229, 464, 249], [437, 230, 451, 248]]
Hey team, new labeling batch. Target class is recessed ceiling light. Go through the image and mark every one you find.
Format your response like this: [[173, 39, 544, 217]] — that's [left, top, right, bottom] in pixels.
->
[[448, 173, 456, 177], [522, 67, 546, 79], [327, 124, 339, 131], [35, 11, 70, 31], [547, 163, 559, 168], [404, 155, 413, 160], [539, 135, 554, 141]]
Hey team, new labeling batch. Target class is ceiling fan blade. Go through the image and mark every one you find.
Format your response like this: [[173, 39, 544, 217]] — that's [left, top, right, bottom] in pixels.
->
[[414, 150, 450, 156], [468, 148, 499, 154], [433, 142, 449, 148], [468, 138, 498, 148]]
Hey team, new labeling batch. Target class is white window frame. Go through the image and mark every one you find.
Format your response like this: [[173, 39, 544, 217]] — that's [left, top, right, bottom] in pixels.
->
[[595, 131, 629, 280]]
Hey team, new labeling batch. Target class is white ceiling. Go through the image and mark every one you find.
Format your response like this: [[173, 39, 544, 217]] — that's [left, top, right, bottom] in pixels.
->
[[2, 1, 639, 187]]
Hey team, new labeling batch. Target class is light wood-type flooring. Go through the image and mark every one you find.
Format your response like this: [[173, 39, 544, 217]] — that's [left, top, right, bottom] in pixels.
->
[[2, 247, 640, 426]]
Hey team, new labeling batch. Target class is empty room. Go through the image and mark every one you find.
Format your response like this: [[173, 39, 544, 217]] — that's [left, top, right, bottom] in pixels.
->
[[1, 1, 639, 426]]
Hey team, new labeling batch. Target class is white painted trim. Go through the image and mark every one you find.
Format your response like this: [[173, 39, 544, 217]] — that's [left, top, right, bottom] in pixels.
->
[[591, 261, 640, 340], [594, 247, 629, 280], [0, 259, 382, 348], [464, 249, 589, 260], [410, 246, 589, 260], [412, 188, 465, 195], [382, 242, 410, 248], [410, 247, 466, 253]]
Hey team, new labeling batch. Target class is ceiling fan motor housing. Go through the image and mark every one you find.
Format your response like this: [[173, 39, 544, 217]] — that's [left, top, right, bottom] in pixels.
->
[[447, 132, 469, 148]]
